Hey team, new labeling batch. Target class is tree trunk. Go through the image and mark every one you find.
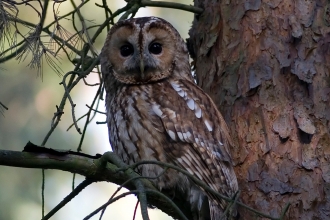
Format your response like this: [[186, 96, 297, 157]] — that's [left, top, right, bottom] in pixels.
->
[[188, 0, 330, 219]]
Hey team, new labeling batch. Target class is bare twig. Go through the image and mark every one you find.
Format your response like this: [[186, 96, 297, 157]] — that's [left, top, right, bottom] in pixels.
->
[[42, 179, 94, 220], [140, 0, 203, 14], [60, 71, 82, 134], [0, 101, 8, 116], [83, 191, 139, 220], [100, 152, 150, 220], [85, 104, 106, 115], [132, 200, 139, 220]]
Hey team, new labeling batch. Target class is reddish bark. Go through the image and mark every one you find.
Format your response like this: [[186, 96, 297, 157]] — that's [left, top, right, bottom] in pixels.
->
[[188, 0, 330, 219]]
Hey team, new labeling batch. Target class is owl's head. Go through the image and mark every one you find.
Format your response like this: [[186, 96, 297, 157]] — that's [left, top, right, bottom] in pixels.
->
[[100, 17, 190, 84]]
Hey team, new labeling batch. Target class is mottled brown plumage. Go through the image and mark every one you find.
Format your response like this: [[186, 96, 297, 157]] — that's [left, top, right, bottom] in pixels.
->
[[100, 17, 238, 220]]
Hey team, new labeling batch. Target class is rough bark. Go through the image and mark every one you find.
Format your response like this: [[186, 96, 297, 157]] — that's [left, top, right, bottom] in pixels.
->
[[188, 0, 330, 219]]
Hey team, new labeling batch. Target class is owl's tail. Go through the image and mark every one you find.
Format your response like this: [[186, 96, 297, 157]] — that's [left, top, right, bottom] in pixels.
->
[[209, 199, 239, 220]]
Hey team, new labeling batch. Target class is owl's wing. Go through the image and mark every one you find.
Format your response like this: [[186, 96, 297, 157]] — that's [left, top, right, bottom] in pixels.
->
[[151, 79, 237, 195]]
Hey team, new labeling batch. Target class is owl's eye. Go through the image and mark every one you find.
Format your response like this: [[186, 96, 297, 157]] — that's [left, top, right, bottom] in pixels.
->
[[120, 44, 134, 57], [149, 43, 162, 55]]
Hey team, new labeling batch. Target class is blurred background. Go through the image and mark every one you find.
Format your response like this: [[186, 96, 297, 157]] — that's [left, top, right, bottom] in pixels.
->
[[0, 0, 193, 219]]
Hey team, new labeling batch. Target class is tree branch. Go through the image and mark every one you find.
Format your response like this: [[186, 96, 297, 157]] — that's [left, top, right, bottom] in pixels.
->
[[0, 143, 289, 220], [140, 0, 203, 14], [0, 144, 193, 220]]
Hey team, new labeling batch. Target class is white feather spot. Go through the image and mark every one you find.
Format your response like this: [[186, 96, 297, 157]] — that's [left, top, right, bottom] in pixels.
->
[[213, 151, 222, 159], [195, 106, 202, 118], [168, 130, 176, 140], [186, 132, 192, 139], [170, 82, 181, 91], [177, 90, 185, 97], [177, 132, 183, 140], [204, 120, 213, 131], [187, 99, 194, 110], [152, 104, 163, 117], [218, 141, 223, 145], [182, 132, 192, 140]]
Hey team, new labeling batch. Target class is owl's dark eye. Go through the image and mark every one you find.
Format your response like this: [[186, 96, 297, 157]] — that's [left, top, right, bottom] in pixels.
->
[[120, 44, 134, 57], [149, 42, 162, 55]]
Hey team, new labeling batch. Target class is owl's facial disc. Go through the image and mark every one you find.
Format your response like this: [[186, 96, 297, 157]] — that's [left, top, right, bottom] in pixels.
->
[[106, 20, 177, 84]]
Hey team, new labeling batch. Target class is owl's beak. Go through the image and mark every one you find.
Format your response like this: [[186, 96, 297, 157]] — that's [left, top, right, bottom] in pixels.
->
[[140, 59, 145, 77], [140, 59, 144, 74]]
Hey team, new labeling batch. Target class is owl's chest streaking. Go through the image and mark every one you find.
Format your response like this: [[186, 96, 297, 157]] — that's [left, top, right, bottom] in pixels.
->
[[106, 81, 183, 188], [108, 82, 164, 160]]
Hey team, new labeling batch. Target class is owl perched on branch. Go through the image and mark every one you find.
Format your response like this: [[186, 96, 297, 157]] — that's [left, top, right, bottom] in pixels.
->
[[100, 17, 239, 220]]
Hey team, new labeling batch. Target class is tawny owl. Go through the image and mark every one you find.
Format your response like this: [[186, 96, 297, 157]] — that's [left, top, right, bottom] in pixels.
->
[[100, 17, 239, 220]]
